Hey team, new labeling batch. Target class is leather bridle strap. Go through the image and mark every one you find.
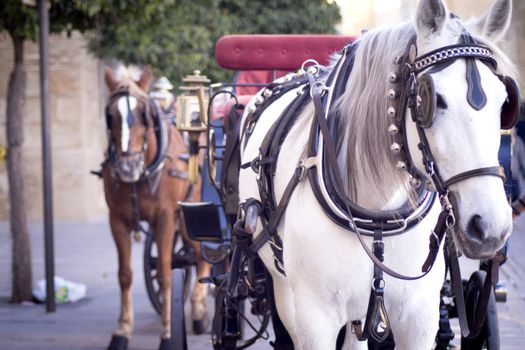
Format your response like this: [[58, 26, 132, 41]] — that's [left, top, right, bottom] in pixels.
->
[[448, 242, 503, 339], [443, 166, 503, 188]]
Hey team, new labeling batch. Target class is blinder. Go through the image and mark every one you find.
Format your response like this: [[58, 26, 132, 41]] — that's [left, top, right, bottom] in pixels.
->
[[414, 73, 520, 130], [415, 74, 437, 128], [105, 91, 150, 133], [501, 76, 520, 130]]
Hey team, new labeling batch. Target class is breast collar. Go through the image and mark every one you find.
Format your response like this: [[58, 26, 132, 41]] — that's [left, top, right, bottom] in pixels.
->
[[305, 42, 436, 237]]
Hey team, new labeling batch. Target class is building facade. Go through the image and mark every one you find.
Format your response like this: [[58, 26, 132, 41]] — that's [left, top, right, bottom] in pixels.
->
[[0, 32, 107, 221]]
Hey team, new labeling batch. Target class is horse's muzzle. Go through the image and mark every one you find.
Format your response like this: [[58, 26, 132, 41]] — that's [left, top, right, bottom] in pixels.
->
[[115, 153, 144, 183]]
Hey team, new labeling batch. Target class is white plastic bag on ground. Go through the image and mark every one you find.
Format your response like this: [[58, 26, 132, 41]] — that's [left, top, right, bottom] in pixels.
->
[[32, 276, 87, 303]]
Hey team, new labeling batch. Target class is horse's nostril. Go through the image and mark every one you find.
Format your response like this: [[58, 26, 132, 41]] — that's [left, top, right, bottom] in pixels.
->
[[467, 215, 488, 241]]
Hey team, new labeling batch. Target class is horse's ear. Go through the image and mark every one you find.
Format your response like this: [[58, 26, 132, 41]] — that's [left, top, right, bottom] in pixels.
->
[[104, 66, 119, 92], [137, 65, 153, 92], [416, 0, 448, 37], [468, 0, 512, 43]]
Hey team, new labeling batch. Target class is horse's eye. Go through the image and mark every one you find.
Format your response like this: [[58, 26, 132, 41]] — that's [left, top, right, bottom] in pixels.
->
[[436, 94, 448, 109]]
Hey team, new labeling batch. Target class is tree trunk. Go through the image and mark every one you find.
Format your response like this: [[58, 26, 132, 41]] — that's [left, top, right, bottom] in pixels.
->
[[7, 34, 32, 303]]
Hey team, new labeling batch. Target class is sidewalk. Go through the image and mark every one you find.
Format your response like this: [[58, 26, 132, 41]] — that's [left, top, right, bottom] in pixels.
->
[[1, 216, 525, 349], [0, 220, 216, 350]]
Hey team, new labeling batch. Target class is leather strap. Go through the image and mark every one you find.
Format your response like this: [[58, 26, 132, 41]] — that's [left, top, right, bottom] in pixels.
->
[[251, 166, 305, 253], [448, 242, 502, 339], [443, 166, 503, 188], [421, 209, 448, 272]]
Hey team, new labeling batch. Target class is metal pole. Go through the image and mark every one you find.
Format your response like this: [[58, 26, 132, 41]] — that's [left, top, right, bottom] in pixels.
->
[[38, 0, 55, 313]]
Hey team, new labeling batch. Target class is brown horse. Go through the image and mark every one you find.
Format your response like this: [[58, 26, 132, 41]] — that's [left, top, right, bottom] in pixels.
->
[[102, 66, 211, 350]]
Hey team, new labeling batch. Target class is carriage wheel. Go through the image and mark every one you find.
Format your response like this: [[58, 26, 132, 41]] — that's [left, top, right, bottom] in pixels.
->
[[460, 271, 500, 350], [212, 279, 270, 350], [170, 268, 188, 350], [143, 232, 193, 315], [212, 281, 239, 350]]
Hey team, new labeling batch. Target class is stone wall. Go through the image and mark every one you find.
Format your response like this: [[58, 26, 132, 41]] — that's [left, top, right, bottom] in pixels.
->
[[0, 31, 108, 221]]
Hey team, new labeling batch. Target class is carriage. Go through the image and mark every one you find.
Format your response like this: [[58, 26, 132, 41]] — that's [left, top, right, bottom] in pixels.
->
[[101, 1, 519, 349]]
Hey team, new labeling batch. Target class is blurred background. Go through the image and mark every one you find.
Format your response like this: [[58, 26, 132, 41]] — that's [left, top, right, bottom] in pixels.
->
[[0, 0, 523, 222]]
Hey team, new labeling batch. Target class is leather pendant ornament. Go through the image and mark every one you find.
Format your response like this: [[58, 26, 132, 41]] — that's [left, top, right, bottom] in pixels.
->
[[368, 294, 391, 342], [466, 59, 487, 110]]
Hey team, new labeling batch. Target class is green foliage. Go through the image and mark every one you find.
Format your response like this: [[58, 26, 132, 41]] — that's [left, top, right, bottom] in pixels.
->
[[1, 0, 341, 88], [87, 0, 341, 89], [219, 0, 341, 34], [0, 0, 39, 41], [0, 0, 172, 41], [88, 0, 232, 86]]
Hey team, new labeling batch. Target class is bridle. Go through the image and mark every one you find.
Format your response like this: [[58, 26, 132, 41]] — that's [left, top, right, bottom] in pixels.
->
[[389, 35, 519, 214], [105, 88, 169, 182], [305, 34, 519, 281]]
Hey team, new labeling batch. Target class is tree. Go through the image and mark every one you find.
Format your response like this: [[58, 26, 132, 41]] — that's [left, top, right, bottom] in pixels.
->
[[0, 0, 169, 303], [1, 0, 39, 303], [219, 0, 341, 35], [89, 0, 341, 88]]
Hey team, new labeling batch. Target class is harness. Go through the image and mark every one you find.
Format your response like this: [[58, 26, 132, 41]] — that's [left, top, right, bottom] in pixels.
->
[[104, 88, 189, 235], [236, 33, 519, 343]]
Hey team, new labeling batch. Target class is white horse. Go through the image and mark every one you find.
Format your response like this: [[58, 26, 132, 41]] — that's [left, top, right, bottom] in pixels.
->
[[238, 0, 517, 349]]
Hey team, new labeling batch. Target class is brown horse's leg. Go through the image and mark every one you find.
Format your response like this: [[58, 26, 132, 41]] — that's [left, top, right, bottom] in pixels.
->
[[153, 210, 176, 339], [109, 214, 134, 341], [190, 241, 212, 333]]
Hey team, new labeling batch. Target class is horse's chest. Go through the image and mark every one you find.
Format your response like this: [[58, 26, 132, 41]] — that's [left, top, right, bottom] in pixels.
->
[[104, 177, 174, 221]]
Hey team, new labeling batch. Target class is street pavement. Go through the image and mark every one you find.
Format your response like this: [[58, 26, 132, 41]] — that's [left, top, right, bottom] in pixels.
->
[[1, 215, 525, 350]]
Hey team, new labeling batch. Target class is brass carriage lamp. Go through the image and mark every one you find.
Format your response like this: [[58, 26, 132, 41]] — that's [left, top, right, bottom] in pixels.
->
[[177, 70, 210, 183]]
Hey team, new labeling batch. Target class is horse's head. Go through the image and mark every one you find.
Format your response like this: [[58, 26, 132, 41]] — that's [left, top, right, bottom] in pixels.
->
[[405, 0, 518, 258], [104, 66, 155, 183]]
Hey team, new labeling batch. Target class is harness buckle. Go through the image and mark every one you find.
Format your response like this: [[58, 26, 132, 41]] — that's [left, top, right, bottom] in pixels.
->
[[249, 156, 262, 179], [372, 240, 385, 253], [309, 81, 330, 99], [298, 156, 317, 180], [372, 277, 386, 292], [440, 191, 456, 228], [426, 161, 435, 178]]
